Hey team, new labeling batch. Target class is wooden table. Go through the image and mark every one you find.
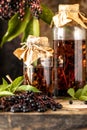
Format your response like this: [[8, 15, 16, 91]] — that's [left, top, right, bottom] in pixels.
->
[[0, 99, 87, 130]]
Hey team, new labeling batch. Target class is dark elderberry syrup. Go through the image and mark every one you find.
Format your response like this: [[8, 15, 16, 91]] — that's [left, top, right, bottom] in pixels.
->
[[23, 57, 54, 96], [52, 4, 87, 97], [53, 40, 87, 96]]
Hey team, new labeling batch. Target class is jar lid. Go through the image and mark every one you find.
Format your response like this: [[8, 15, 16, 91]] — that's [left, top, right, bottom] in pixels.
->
[[13, 35, 54, 67], [59, 4, 79, 12], [51, 4, 87, 29]]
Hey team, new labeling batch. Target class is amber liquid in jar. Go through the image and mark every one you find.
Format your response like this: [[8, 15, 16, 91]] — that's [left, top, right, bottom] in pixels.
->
[[23, 58, 53, 96], [53, 40, 87, 96]]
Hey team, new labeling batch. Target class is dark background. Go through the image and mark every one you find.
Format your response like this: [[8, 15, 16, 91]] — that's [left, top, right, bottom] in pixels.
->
[[0, 19, 23, 83]]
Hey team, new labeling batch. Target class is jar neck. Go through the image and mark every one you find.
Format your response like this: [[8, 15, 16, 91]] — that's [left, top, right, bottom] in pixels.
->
[[53, 25, 86, 40]]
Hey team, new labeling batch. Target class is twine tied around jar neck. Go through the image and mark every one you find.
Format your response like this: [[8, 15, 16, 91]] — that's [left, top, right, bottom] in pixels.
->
[[13, 35, 53, 67], [51, 4, 87, 29]]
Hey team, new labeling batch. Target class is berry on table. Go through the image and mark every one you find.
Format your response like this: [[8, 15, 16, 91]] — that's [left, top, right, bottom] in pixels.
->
[[0, 91, 63, 113]]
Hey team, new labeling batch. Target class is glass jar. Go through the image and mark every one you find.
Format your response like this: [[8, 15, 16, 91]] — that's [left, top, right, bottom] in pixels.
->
[[23, 57, 53, 96], [22, 35, 54, 96], [52, 4, 87, 97]]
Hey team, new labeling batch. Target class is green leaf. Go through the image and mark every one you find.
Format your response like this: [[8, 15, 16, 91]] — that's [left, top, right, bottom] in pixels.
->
[[12, 76, 23, 87], [2, 78, 8, 85], [81, 85, 87, 96], [17, 85, 41, 93], [40, 4, 54, 25], [10, 76, 24, 93], [0, 84, 8, 91], [79, 95, 87, 101], [1, 8, 30, 47], [0, 91, 14, 97], [0, 78, 9, 91], [0, 84, 11, 92], [75, 88, 83, 99], [22, 17, 40, 42], [67, 88, 76, 99]]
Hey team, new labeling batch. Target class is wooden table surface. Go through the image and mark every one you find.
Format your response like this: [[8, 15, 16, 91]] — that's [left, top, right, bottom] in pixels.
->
[[0, 99, 87, 130]]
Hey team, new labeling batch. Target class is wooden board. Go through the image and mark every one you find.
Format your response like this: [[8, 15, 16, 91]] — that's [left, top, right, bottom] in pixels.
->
[[0, 99, 87, 130], [58, 99, 87, 114]]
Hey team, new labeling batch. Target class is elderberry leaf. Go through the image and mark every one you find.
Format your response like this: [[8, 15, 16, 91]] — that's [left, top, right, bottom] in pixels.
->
[[75, 88, 83, 99], [2, 78, 8, 85], [79, 95, 87, 101], [0, 78, 9, 91], [0, 84, 8, 91], [9, 76, 24, 93], [1, 8, 30, 47], [22, 17, 40, 42], [81, 85, 87, 96], [67, 88, 76, 99], [39, 4, 54, 25], [17, 85, 41, 93], [67, 85, 87, 101], [0, 91, 14, 97]]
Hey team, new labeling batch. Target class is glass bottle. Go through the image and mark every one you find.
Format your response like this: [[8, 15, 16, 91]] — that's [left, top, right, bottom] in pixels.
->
[[52, 4, 87, 97]]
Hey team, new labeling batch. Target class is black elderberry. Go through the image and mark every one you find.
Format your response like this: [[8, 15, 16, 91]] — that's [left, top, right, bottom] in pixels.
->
[[84, 101, 87, 104], [18, 95, 23, 99], [0, 91, 63, 112], [29, 98, 34, 103], [37, 108, 41, 112], [29, 91, 34, 97], [15, 100, 19, 104], [56, 103, 63, 109], [0, 105, 5, 110], [69, 100, 73, 104], [42, 95, 48, 100], [22, 105, 27, 109], [10, 107, 15, 113], [0, 0, 42, 20], [31, 102, 36, 107], [10, 106, 21, 113], [25, 97, 30, 102], [37, 107, 46, 112], [51, 106, 56, 111], [23, 108, 30, 113], [36, 102, 40, 106], [46, 102, 51, 108]]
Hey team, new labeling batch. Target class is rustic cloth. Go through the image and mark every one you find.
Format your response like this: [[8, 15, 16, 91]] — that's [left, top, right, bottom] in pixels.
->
[[51, 4, 87, 29], [13, 35, 53, 67]]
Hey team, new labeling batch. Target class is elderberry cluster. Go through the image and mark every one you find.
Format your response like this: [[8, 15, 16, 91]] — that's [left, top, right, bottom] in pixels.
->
[[0, 0, 42, 20], [0, 91, 63, 112]]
